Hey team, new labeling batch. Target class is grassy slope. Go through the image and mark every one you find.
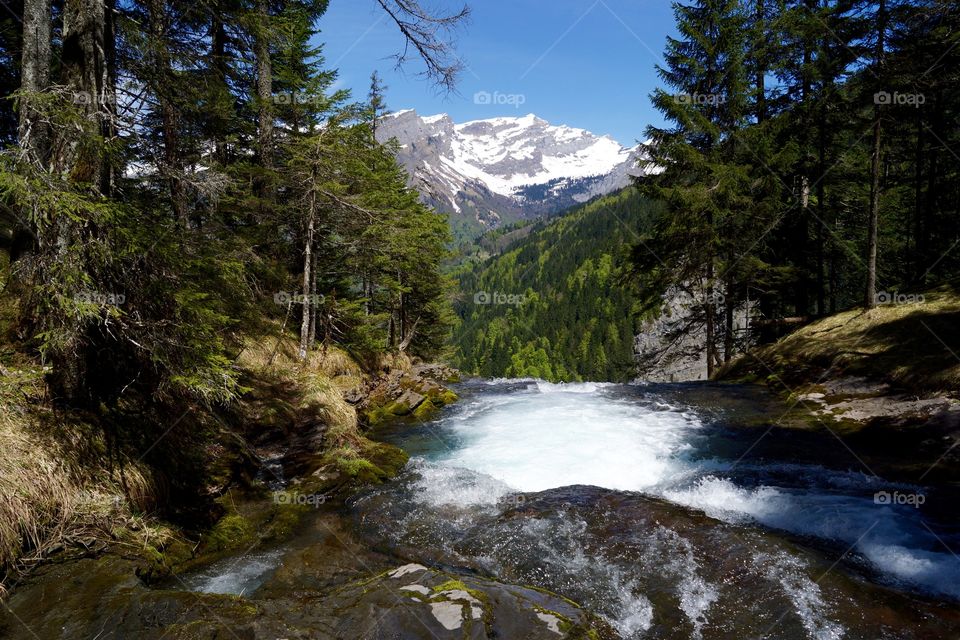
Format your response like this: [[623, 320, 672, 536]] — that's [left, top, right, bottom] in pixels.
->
[[0, 316, 409, 594], [720, 284, 960, 395]]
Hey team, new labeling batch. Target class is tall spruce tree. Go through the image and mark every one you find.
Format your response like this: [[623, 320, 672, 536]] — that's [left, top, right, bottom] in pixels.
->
[[635, 0, 751, 376]]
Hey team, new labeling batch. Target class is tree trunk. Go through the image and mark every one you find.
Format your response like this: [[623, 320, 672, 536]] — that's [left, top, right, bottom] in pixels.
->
[[921, 89, 942, 282], [397, 269, 405, 350], [829, 208, 838, 314], [911, 104, 924, 282], [754, 0, 766, 123], [816, 106, 827, 316], [211, 4, 228, 164], [723, 279, 734, 363], [705, 269, 716, 379], [19, 0, 52, 162], [57, 0, 111, 188], [299, 187, 316, 361], [864, 0, 886, 309], [101, 0, 117, 195], [307, 250, 317, 350], [147, 0, 188, 224], [255, 0, 273, 168], [47, 0, 112, 406], [797, 174, 810, 315], [865, 114, 881, 309]]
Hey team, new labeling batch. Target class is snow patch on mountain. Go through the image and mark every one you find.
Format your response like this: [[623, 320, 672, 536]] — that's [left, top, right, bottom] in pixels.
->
[[377, 110, 649, 232]]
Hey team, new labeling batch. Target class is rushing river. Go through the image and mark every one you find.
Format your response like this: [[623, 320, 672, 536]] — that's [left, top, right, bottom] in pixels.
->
[[354, 379, 960, 639], [12, 378, 956, 639]]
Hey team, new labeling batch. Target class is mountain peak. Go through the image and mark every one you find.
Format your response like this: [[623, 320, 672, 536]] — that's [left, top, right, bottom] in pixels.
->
[[377, 110, 648, 235]]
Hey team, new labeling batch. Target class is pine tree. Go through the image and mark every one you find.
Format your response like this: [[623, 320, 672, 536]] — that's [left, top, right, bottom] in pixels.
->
[[635, 0, 751, 376]]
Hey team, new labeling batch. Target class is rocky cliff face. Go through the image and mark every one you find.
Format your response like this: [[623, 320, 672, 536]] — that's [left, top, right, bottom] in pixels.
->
[[634, 289, 754, 383], [376, 110, 649, 234]]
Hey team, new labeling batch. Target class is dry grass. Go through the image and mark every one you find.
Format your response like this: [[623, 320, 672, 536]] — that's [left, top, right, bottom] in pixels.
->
[[236, 332, 363, 434], [0, 367, 165, 594], [238, 332, 362, 385], [0, 322, 400, 595], [234, 329, 386, 468], [723, 285, 960, 393]]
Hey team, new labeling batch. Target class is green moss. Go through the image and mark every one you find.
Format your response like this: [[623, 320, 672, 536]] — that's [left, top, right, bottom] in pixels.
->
[[433, 579, 469, 592], [425, 388, 458, 406], [364, 442, 410, 476], [532, 604, 573, 629], [205, 513, 256, 552], [412, 399, 438, 420], [363, 405, 395, 426], [135, 536, 197, 583], [317, 440, 410, 488], [262, 502, 308, 540], [338, 457, 381, 479], [432, 578, 487, 605]]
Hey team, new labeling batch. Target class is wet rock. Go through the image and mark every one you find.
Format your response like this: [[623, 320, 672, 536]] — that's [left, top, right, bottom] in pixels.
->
[[430, 601, 466, 630], [537, 611, 564, 634], [1, 510, 611, 640], [326, 564, 611, 639], [393, 389, 426, 415], [355, 479, 960, 640], [343, 387, 365, 404], [391, 562, 429, 578]]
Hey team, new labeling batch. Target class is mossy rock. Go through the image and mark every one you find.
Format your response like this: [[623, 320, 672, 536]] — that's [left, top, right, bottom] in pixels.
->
[[426, 388, 459, 406], [205, 513, 256, 553], [311, 440, 410, 491], [136, 537, 195, 583], [363, 405, 396, 427], [412, 399, 439, 420]]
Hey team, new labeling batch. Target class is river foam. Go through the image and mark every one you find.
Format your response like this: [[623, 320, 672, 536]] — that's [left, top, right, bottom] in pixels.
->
[[436, 381, 699, 493], [413, 379, 960, 601]]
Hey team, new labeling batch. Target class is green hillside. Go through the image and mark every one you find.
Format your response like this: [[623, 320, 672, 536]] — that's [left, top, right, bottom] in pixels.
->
[[452, 189, 660, 381]]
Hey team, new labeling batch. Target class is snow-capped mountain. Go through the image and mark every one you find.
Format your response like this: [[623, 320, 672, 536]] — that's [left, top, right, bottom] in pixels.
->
[[376, 110, 648, 234]]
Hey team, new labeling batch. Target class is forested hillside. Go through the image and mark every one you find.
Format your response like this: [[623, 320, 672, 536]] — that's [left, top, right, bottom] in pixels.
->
[[453, 189, 659, 382], [632, 0, 960, 376]]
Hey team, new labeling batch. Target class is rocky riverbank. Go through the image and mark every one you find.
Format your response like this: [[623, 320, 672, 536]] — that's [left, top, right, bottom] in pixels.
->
[[717, 291, 960, 481], [0, 332, 460, 599], [0, 353, 621, 639]]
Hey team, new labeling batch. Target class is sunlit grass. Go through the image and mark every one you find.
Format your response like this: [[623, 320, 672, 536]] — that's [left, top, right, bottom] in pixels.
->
[[725, 284, 960, 393]]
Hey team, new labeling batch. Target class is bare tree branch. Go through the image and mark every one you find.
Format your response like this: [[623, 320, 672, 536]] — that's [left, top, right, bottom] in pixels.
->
[[374, 0, 470, 93]]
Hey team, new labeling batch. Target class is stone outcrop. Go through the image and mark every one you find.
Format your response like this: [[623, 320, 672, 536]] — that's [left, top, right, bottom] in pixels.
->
[[634, 288, 754, 382], [358, 361, 462, 425]]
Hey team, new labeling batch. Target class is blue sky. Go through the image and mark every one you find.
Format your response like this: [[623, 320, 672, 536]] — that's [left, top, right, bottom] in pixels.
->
[[317, 0, 677, 145]]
